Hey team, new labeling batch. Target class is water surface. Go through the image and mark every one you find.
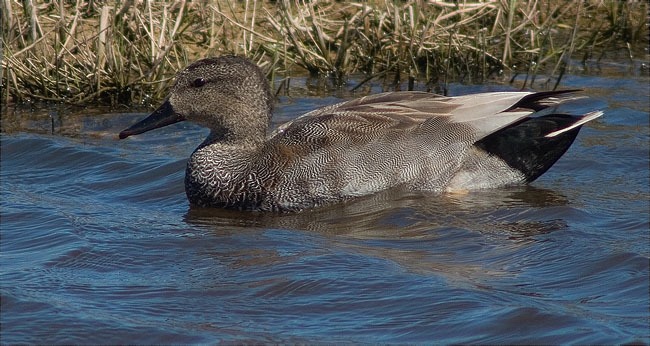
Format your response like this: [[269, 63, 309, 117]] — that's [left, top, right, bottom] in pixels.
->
[[1, 65, 649, 343]]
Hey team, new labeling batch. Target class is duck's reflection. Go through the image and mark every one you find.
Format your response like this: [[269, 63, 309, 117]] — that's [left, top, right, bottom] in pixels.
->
[[184, 185, 569, 238], [183, 186, 572, 284]]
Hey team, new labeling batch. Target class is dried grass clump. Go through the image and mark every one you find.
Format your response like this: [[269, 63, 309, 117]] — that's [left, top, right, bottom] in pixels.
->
[[2, 0, 647, 105], [2, 1, 207, 105]]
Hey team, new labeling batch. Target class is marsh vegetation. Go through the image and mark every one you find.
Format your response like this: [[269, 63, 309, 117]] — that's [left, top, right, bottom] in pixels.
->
[[2, 0, 647, 106]]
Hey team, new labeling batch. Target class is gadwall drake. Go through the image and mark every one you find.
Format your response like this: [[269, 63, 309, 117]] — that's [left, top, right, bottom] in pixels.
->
[[120, 56, 602, 212]]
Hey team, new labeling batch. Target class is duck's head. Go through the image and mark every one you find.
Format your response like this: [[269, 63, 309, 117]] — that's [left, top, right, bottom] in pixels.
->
[[119, 56, 273, 142]]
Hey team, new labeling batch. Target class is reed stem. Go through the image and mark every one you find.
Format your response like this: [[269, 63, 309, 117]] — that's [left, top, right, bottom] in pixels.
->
[[1, 0, 646, 105]]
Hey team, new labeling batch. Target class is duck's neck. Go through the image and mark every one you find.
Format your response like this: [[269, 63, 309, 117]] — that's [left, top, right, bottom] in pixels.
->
[[185, 133, 267, 209]]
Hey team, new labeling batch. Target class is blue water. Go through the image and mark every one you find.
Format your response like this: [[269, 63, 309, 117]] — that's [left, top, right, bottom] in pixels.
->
[[1, 66, 649, 343]]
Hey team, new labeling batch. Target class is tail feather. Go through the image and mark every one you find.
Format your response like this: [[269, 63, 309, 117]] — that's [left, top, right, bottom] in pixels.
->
[[475, 112, 601, 182], [505, 89, 584, 112], [545, 111, 603, 137]]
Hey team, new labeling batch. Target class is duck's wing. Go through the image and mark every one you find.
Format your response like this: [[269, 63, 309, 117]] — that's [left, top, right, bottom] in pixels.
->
[[269, 90, 582, 145], [269, 92, 442, 141]]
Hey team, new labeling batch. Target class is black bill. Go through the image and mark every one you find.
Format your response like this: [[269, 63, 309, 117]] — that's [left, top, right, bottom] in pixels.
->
[[119, 100, 185, 139]]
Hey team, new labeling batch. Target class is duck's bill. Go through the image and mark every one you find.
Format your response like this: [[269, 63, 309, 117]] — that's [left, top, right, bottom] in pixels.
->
[[119, 100, 185, 139]]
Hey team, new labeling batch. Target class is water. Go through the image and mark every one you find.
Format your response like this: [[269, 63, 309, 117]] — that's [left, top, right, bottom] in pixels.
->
[[2, 65, 649, 343]]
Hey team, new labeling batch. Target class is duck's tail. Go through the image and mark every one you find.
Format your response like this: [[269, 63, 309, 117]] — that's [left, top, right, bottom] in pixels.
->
[[475, 111, 603, 182]]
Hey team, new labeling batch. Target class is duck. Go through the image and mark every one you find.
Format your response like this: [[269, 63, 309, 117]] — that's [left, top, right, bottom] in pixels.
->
[[119, 55, 602, 212]]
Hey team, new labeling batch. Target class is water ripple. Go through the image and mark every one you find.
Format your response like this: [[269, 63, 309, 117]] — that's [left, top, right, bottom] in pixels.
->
[[1, 75, 649, 343]]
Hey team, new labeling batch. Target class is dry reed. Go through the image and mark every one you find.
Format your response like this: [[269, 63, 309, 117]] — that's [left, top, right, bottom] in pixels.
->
[[1, 0, 647, 106]]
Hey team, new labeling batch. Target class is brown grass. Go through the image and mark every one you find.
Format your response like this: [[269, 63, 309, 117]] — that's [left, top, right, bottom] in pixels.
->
[[1, 0, 647, 106]]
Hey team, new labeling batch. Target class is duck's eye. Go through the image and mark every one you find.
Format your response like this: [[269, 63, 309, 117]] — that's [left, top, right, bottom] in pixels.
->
[[191, 78, 206, 88]]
